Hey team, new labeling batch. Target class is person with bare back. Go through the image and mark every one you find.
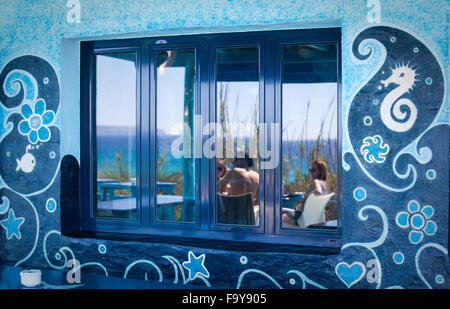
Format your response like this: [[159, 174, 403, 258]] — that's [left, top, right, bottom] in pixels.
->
[[217, 154, 259, 206]]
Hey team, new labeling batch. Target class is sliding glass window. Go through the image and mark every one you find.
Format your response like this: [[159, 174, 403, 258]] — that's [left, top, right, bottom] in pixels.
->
[[93, 51, 138, 220], [80, 28, 341, 247], [155, 48, 197, 224], [214, 46, 261, 228], [280, 43, 338, 231]]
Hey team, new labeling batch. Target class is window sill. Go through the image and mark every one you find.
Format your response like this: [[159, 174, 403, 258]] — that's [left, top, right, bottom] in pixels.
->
[[64, 229, 341, 255]]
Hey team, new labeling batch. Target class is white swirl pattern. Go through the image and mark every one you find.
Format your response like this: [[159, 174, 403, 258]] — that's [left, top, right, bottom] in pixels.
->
[[0, 27, 448, 289]]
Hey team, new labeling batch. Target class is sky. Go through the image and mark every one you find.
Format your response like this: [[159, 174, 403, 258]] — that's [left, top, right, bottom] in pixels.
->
[[96, 54, 136, 128], [95, 55, 337, 141], [283, 82, 337, 141]]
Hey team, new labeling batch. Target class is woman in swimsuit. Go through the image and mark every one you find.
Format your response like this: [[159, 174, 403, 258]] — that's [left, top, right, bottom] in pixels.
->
[[282, 159, 329, 226]]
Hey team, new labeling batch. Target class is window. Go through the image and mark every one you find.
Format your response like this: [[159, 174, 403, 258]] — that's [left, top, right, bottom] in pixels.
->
[[155, 48, 197, 225], [80, 29, 342, 247], [93, 51, 137, 220]]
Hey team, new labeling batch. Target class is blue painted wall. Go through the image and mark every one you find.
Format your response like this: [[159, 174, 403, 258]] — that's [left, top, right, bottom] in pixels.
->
[[0, 0, 448, 288]]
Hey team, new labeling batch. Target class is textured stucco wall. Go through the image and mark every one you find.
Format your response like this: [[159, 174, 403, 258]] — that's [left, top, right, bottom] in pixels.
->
[[0, 0, 449, 289]]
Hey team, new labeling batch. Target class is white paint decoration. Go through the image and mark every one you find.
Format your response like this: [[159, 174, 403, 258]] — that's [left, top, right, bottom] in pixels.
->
[[393, 252, 405, 265], [343, 20, 448, 194], [0, 196, 10, 215], [16, 145, 36, 173], [351, 205, 389, 249], [360, 135, 390, 163], [415, 243, 448, 289], [353, 187, 367, 201], [45, 198, 57, 213], [66, 0, 81, 24], [425, 169, 436, 180], [380, 63, 418, 132], [337, 205, 387, 289], [123, 259, 163, 282], [98, 244, 107, 254], [366, 0, 381, 24]]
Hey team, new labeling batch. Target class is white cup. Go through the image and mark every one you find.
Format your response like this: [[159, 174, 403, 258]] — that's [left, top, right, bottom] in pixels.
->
[[20, 269, 42, 287]]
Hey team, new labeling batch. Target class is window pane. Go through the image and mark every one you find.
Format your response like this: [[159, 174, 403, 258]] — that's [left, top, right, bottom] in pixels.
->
[[156, 49, 196, 223], [215, 47, 260, 227], [280, 44, 338, 230], [94, 52, 137, 220]]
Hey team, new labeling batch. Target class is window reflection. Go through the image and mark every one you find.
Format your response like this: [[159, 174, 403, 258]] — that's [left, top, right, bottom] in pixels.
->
[[280, 44, 338, 230], [156, 49, 196, 223], [94, 52, 137, 220], [215, 47, 260, 227]]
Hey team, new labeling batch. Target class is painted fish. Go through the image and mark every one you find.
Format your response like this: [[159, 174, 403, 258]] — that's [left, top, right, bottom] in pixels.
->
[[16, 145, 36, 173]]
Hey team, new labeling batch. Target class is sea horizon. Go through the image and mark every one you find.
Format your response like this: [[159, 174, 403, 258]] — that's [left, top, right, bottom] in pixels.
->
[[97, 127, 337, 181]]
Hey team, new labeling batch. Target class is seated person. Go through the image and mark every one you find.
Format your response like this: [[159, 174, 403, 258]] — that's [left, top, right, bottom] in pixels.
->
[[282, 159, 329, 226], [217, 154, 259, 206]]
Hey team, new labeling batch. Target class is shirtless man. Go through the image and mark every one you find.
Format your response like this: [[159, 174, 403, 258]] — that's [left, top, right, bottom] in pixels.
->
[[217, 156, 259, 205]]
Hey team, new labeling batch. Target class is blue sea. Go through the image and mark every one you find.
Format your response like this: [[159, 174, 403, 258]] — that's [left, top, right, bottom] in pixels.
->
[[97, 133, 181, 177], [96, 127, 337, 180]]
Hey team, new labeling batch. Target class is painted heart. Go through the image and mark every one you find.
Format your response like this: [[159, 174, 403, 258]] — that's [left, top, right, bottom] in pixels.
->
[[335, 262, 366, 288]]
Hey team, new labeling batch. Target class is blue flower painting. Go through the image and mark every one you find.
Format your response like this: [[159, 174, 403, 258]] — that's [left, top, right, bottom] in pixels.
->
[[18, 98, 55, 144], [0, 1, 448, 291], [396, 200, 437, 245], [360, 135, 390, 163], [0, 55, 60, 194]]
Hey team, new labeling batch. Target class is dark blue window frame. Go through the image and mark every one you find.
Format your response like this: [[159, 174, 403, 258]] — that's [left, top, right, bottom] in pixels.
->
[[209, 39, 266, 235], [150, 43, 202, 230], [79, 28, 342, 248]]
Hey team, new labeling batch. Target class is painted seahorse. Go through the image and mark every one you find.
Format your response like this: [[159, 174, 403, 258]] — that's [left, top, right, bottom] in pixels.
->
[[380, 63, 418, 132], [345, 26, 444, 191]]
